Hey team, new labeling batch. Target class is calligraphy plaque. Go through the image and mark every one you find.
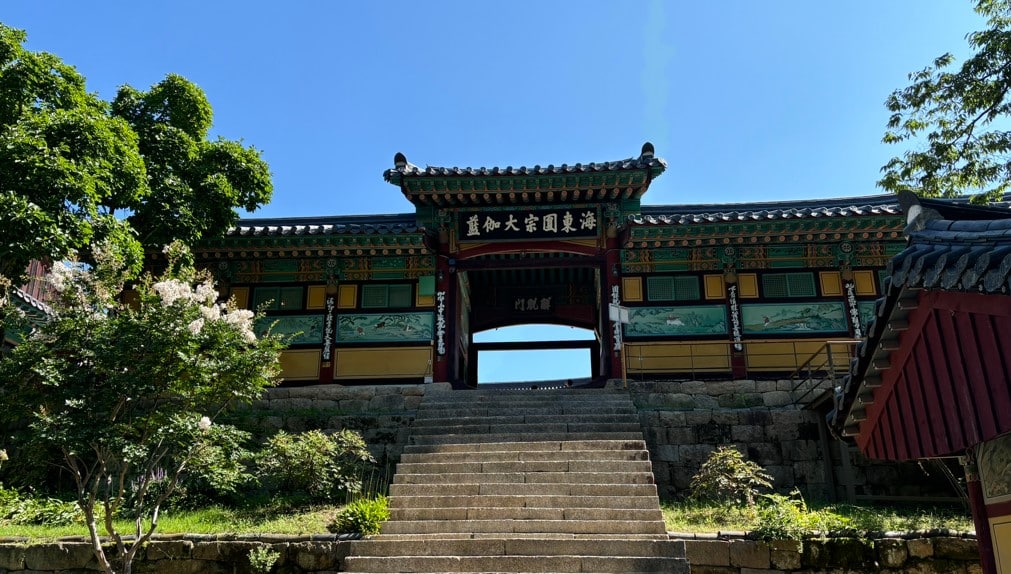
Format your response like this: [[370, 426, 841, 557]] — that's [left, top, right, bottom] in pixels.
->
[[457, 208, 599, 241]]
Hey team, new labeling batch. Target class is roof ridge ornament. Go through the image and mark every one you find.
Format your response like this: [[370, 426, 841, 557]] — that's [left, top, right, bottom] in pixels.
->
[[640, 141, 655, 160]]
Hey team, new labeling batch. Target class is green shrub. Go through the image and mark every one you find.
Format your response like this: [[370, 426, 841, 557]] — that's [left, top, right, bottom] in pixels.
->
[[751, 491, 809, 540], [256, 429, 375, 502], [689, 446, 773, 507], [247, 544, 281, 574], [0, 484, 80, 526], [327, 495, 389, 536]]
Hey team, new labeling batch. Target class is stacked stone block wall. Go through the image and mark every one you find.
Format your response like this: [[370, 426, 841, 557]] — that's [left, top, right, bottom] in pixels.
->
[[621, 379, 960, 501], [0, 534, 980, 573], [233, 380, 958, 502]]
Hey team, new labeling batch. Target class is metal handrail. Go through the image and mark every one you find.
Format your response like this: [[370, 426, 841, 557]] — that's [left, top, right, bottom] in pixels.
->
[[621, 339, 860, 383], [788, 340, 861, 404]]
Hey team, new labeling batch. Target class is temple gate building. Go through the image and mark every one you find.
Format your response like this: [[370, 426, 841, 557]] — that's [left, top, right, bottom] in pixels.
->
[[182, 144, 908, 388]]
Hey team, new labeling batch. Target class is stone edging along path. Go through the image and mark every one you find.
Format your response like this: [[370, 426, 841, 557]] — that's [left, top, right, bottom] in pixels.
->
[[0, 530, 981, 573]]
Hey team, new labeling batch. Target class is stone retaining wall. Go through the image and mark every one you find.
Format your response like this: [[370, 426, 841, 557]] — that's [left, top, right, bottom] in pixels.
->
[[682, 534, 981, 574], [238, 380, 957, 501], [0, 534, 980, 573], [621, 379, 959, 501]]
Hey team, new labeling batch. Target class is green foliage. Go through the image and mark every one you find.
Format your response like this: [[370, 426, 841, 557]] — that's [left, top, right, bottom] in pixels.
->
[[0, 24, 147, 282], [880, 0, 1011, 201], [327, 496, 389, 536], [112, 74, 273, 249], [689, 446, 773, 507], [0, 484, 80, 526], [247, 545, 281, 574], [751, 491, 818, 541], [255, 430, 376, 502], [0, 25, 272, 284], [661, 499, 974, 536], [0, 243, 284, 574]]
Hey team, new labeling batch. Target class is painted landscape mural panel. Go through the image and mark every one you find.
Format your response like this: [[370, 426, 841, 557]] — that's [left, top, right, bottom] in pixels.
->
[[625, 305, 727, 338], [337, 312, 434, 343], [255, 314, 323, 345], [741, 302, 847, 334], [858, 301, 877, 332]]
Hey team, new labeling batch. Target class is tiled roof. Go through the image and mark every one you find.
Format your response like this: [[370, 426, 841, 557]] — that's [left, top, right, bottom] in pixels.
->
[[11, 286, 51, 321], [384, 156, 668, 182], [888, 219, 1011, 292], [383, 144, 667, 207], [227, 213, 420, 237], [831, 192, 1011, 436], [633, 195, 902, 225]]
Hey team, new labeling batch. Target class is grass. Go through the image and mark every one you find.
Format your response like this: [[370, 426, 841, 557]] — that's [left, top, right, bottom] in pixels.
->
[[2, 498, 975, 541], [0, 504, 341, 541], [661, 499, 975, 535]]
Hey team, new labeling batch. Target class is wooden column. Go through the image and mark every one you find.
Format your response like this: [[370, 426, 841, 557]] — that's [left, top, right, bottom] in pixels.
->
[[965, 453, 997, 574], [604, 237, 623, 381]]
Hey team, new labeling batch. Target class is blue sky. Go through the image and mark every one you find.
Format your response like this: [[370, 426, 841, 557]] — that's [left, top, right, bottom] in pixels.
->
[[2, 2, 987, 382]]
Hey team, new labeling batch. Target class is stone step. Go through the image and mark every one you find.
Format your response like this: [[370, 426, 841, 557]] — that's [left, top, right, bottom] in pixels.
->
[[388, 494, 660, 510], [409, 421, 643, 435], [343, 555, 685, 573], [399, 448, 649, 463], [389, 507, 664, 522], [380, 519, 668, 535], [419, 390, 629, 403], [395, 459, 654, 475], [392, 471, 655, 485], [417, 402, 634, 412], [409, 431, 643, 445], [348, 537, 685, 558], [411, 412, 639, 427], [403, 439, 647, 454], [388, 482, 658, 497]]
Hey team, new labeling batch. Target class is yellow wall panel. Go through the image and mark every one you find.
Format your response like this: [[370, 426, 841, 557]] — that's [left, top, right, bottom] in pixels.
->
[[853, 270, 877, 296], [417, 293, 435, 307], [738, 273, 759, 298], [704, 275, 726, 300], [744, 339, 850, 372], [229, 287, 250, 309], [306, 285, 327, 310], [819, 271, 843, 297], [279, 349, 320, 380], [338, 284, 357, 308], [335, 346, 432, 379], [622, 277, 643, 302], [624, 342, 731, 373]]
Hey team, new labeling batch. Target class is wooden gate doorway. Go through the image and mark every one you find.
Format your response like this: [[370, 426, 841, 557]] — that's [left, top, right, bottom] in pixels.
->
[[451, 253, 610, 387]]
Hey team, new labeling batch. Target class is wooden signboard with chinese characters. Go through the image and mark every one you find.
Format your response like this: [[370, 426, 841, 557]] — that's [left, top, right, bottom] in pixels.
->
[[457, 208, 600, 242]]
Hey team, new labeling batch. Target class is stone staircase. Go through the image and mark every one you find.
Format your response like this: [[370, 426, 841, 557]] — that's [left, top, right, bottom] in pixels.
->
[[344, 387, 688, 573]]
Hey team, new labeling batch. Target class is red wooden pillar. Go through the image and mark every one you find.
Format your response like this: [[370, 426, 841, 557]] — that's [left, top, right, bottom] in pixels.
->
[[966, 454, 998, 574], [604, 237, 623, 381]]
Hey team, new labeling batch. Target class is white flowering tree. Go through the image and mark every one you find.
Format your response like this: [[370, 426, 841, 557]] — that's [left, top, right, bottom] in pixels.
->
[[0, 242, 284, 574]]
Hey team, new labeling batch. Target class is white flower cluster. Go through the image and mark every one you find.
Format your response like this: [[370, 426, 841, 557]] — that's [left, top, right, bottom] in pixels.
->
[[153, 279, 257, 343]]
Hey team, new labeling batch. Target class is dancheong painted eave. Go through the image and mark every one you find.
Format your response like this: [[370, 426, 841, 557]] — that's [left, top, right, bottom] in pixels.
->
[[384, 142, 667, 207], [194, 212, 430, 253]]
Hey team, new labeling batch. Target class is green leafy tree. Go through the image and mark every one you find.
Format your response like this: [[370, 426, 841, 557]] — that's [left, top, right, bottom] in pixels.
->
[[112, 74, 273, 249], [0, 242, 284, 574], [0, 25, 273, 286], [880, 0, 1011, 201], [0, 24, 148, 284]]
